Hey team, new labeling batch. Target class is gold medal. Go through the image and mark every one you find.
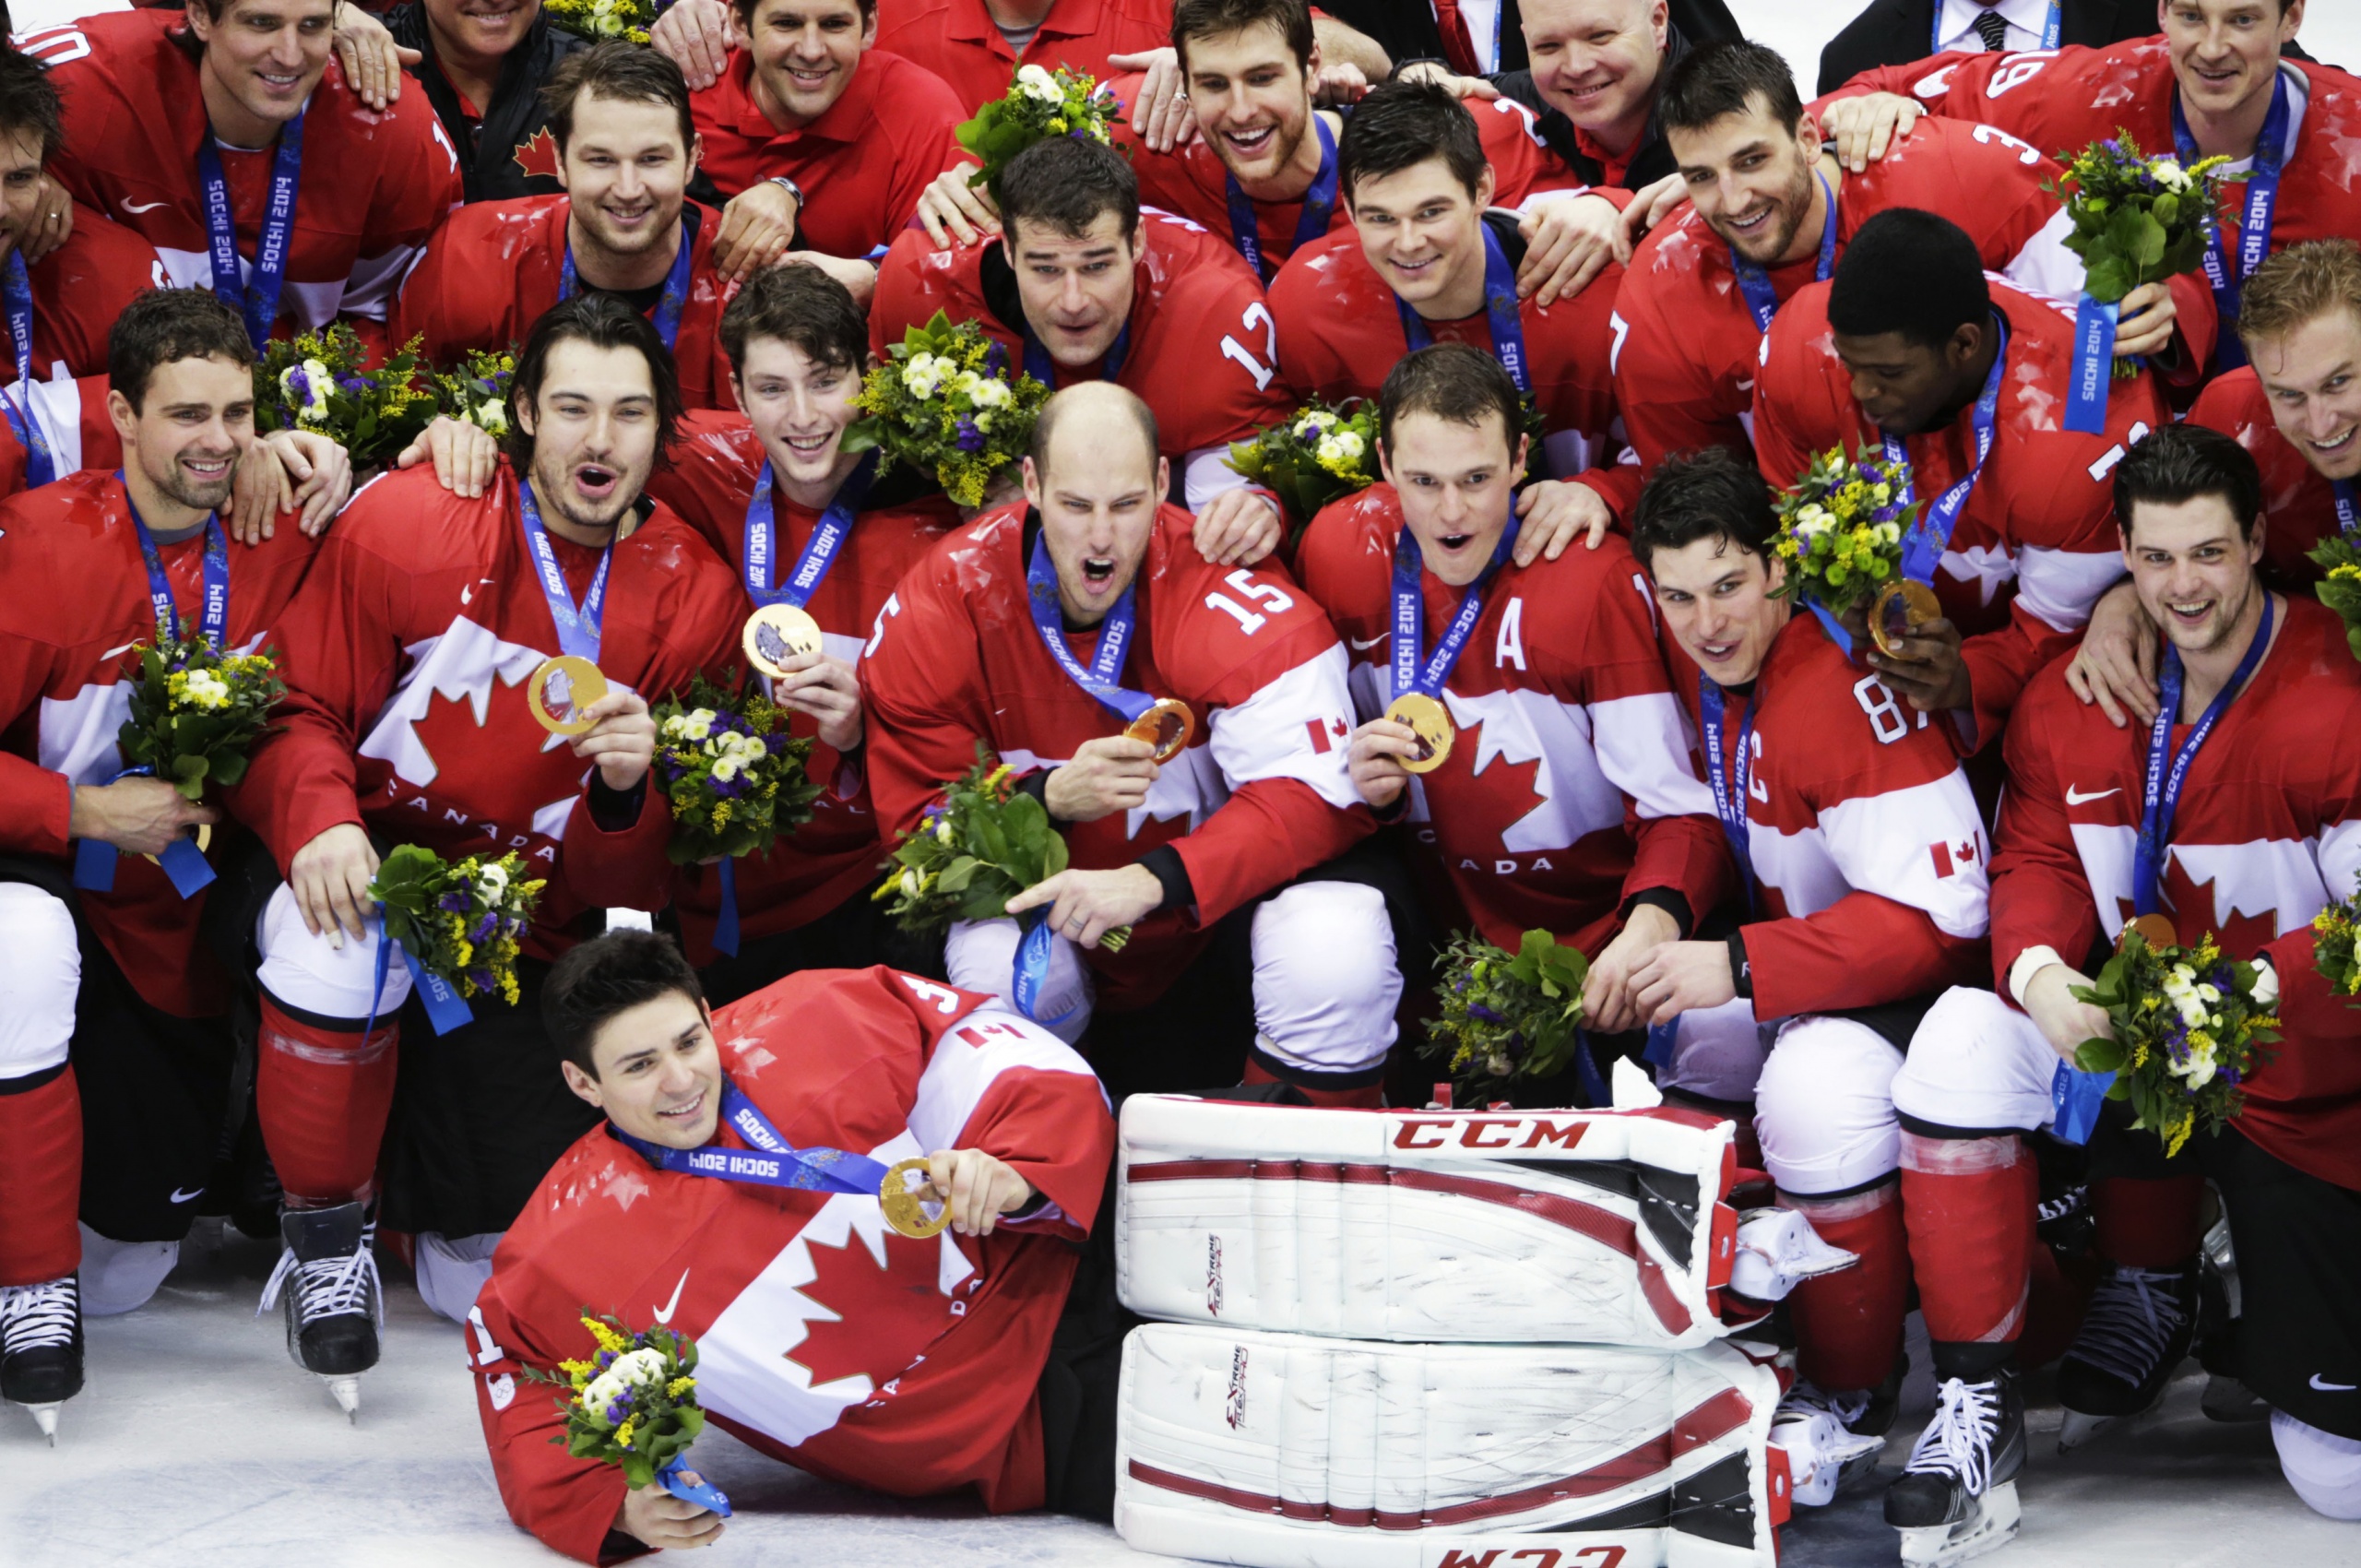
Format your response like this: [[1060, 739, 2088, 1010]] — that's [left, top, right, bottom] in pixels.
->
[[527, 655, 607, 736], [879, 1158, 951, 1240], [141, 822, 211, 868], [2122, 912, 2179, 953], [1385, 692, 1454, 774], [742, 603, 825, 680], [1869, 579, 1943, 659], [1121, 697, 1195, 764]]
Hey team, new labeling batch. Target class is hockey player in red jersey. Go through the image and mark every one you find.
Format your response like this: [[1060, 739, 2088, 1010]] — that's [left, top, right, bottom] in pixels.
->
[[20, 0, 461, 345], [1621, 448, 1995, 1519], [1752, 209, 2166, 754], [472, 932, 1118, 1560], [872, 134, 1293, 565], [1891, 423, 2361, 1549], [1294, 345, 1727, 1086], [1619, 38, 2196, 476], [394, 44, 743, 411], [645, 263, 955, 991], [1817, 0, 2360, 377], [219, 294, 742, 1411], [862, 382, 1399, 1104], [1270, 82, 1639, 548]]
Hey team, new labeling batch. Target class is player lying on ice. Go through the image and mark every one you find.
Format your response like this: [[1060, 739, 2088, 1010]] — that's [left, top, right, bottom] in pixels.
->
[[469, 930, 1123, 1561]]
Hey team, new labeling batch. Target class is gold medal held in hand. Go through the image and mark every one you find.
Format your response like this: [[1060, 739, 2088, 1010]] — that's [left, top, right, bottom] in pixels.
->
[[527, 655, 607, 736], [1869, 579, 1943, 659], [2122, 911, 2179, 952], [879, 1157, 951, 1240], [742, 603, 825, 680], [1385, 692, 1453, 774], [1122, 697, 1195, 764], [141, 822, 211, 868]]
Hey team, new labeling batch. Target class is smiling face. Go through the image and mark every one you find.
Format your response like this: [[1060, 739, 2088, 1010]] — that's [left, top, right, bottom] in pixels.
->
[[2122, 492, 2266, 661], [1008, 211, 1139, 369], [2163, 0, 2302, 125], [746, 0, 873, 129], [1645, 531, 1790, 687], [1182, 21, 1317, 187], [563, 991, 724, 1149], [517, 338, 663, 534], [1380, 408, 1525, 587], [1348, 156, 1493, 315], [109, 353, 257, 519], [0, 126, 44, 266], [1022, 391, 1168, 624], [731, 333, 869, 494], [187, 0, 337, 136], [1522, 0, 1667, 140], [557, 93, 699, 263], [2248, 307, 2361, 482], [421, 0, 541, 67], [1668, 98, 1822, 267]]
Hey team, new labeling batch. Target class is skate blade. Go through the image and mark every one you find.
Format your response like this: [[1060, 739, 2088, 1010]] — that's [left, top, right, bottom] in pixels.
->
[[1897, 1481, 2022, 1567], [2057, 1408, 2116, 1452], [324, 1375, 361, 1422], [17, 1402, 61, 1445]]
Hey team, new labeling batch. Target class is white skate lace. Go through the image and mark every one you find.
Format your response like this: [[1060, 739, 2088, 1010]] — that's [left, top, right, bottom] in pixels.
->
[[0, 1277, 77, 1354], [258, 1231, 383, 1329], [1778, 1379, 1872, 1430], [2065, 1265, 2187, 1387], [1904, 1377, 1999, 1496]]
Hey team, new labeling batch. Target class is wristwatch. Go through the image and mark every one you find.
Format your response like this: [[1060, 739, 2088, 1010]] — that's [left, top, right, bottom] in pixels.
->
[[768, 174, 805, 208]]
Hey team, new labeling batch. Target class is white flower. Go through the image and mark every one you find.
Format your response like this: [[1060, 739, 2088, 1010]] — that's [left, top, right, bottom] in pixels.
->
[[1014, 64, 1063, 103], [1316, 430, 1364, 467], [900, 868, 922, 897], [672, 708, 715, 742], [935, 816, 955, 844], [475, 399, 509, 435], [178, 670, 231, 710], [967, 376, 1013, 410], [2149, 160, 2192, 192], [900, 353, 946, 399], [583, 1348, 669, 1413], [1796, 503, 1827, 525], [476, 861, 509, 903], [710, 756, 741, 784], [2252, 957, 2280, 1008], [2177, 1039, 2219, 1089], [1293, 414, 1328, 440]]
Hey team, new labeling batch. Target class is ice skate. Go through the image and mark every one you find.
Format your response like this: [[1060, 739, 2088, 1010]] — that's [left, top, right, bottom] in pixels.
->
[[257, 1203, 380, 1421], [1, 1276, 83, 1445], [2055, 1256, 2224, 1451], [1772, 1378, 1888, 1504], [1885, 1372, 2025, 1566]]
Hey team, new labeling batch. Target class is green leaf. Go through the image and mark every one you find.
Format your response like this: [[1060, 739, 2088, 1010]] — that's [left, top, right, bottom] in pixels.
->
[[2075, 1035, 2127, 1073]]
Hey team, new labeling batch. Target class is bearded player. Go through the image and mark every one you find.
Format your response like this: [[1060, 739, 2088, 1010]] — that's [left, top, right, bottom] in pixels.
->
[[646, 262, 955, 996], [219, 294, 742, 1408], [1890, 424, 2361, 1550], [863, 381, 1400, 1105]]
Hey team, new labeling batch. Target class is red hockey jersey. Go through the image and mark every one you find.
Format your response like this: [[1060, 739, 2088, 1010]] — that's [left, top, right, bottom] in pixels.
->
[[25, 10, 460, 333], [647, 412, 958, 964], [689, 49, 967, 252], [1667, 613, 1990, 1023], [1613, 115, 2094, 475], [2189, 367, 2337, 593], [391, 195, 739, 410], [12, 209, 170, 381], [0, 471, 320, 1016], [470, 967, 1115, 1564], [860, 502, 1373, 1006], [872, 0, 1171, 113], [1991, 597, 2361, 1187], [1270, 213, 1641, 520], [1753, 278, 2165, 751], [1294, 482, 1727, 956], [224, 464, 743, 954], [871, 210, 1292, 469]]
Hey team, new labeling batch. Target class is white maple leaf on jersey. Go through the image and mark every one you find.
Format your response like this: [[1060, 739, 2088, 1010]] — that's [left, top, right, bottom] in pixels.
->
[[1940, 542, 2019, 605], [1443, 686, 1627, 854]]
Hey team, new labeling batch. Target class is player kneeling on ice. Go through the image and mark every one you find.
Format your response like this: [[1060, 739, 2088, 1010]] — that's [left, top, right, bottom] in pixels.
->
[[470, 932, 1121, 1560]]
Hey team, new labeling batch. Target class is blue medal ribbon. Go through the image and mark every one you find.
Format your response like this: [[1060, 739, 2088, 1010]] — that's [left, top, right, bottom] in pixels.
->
[[517, 480, 611, 666], [1227, 117, 1337, 284], [70, 766, 218, 897], [1697, 676, 1758, 918], [1731, 172, 1837, 335], [351, 909, 474, 1039], [2174, 70, 2290, 375], [2064, 294, 2119, 435], [561, 206, 698, 352], [656, 1456, 733, 1518], [611, 1079, 900, 1199], [197, 112, 303, 350], [1934, 0, 2059, 52], [2, 253, 55, 488], [1021, 319, 1130, 389], [1388, 514, 1519, 707], [2335, 477, 2358, 537], [1396, 223, 1530, 395]]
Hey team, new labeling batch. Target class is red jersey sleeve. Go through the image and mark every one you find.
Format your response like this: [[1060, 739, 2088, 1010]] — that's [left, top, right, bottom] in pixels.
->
[[1987, 664, 2104, 992], [469, 1262, 632, 1567], [1610, 220, 1755, 473], [859, 540, 996, 841]]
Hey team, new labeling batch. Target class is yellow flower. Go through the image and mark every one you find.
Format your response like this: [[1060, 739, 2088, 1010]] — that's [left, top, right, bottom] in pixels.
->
[[584, 1316, 630, 1354], [615, 1418, 636, 1449], [667, 1376, 695, 1398]]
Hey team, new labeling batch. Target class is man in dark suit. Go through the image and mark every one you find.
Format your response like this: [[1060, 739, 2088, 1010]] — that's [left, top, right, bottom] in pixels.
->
[[1324, 0, 1736, 87], [1817, 0, 2156, 97]]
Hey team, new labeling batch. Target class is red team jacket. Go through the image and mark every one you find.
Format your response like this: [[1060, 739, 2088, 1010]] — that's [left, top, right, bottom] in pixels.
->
[[24, 11, 460, 337], [1991, 598, 2361, 1188], [1270, 213, 1641, 520], [1295, 483, 1727, 956], [646, 412, 957, 963], [872, 0, 1171, 112], [860, 503, 1372, 1006], [688, 49, 968, 251], [226, 465, 743, 954], [0, 472, 321, 1016], [5, 210, 169, 485], [469, 967, 1116, 1562], [1752, 279, 2165, 753], [391, 196, 740, 410], [2190, 368, 2339, 593], [872, 210, 1292, 469], [1669, 615, 1990, 1023]]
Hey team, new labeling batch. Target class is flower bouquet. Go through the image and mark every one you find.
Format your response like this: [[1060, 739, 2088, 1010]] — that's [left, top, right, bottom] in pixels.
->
[[653, 675, 824, 864], [528, 1315, 731, 1515], [1422, 928, 1590, 1099], [873, 747, 1127, 950], [115, 623, 284, 802], [367, 845, 543, 1007], [433, 346, 517, 438], [1226, 398, 1379, 540], [2070, 922, 2281, 1158], [253, 324, 440, 469], [2308, 539, 2361, 662], [541, 0, 652, 43], [2312, 889, 2361, 1004], [1769, 443, 1923, 654], [956, 64, 1124, 204], [846, 312, 1048, 507]]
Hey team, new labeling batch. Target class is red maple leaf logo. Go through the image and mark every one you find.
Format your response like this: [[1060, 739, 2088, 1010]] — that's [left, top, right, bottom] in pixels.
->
[[779, 1227, 954, 1394], [391, 677, 581, 854], [514, 128, 562, 183], [2114, 862, 2282, 961]]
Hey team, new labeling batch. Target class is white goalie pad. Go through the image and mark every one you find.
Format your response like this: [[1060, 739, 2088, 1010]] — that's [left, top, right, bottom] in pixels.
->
[[1116, 1324, 1786, 1568], [1117, 1097, 1739, 1349]]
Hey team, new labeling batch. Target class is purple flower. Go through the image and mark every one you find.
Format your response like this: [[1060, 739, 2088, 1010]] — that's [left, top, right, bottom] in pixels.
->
[[955, 415, 986, 453], [438, 892, 469, 914], [337, 374, 368, 398], [284, 366, 311, 405], [983, 341, 1008, 378], [469, 968, 495, 992], [471, 912, 498, 942], [1467, 1003, 1507, 1026]]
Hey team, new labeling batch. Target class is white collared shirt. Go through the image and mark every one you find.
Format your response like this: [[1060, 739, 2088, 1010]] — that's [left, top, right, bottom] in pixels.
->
[[1933, 0, 2058, 55]]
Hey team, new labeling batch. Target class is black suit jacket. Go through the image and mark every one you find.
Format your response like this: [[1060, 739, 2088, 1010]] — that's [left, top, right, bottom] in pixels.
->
[[1321, 0, 1739, 82], [1814, 0, 2157, 96], [385, 3, 587, 205]]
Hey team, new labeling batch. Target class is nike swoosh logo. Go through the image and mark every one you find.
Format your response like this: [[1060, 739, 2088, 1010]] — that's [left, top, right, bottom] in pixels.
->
[[2312, 1374, 2358, 1392], [169, 1186, 205, 1204], [2064, 786, 2121, 806], [1348, 634, 1385, 650], [651, 1266, 690, 1324], [120, 199, 170, 214]]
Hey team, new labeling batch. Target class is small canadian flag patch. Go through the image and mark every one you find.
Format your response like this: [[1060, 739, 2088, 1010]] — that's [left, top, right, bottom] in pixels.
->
[[1930, 837, 1980, 878], [1306, 716, 1349, 754]]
